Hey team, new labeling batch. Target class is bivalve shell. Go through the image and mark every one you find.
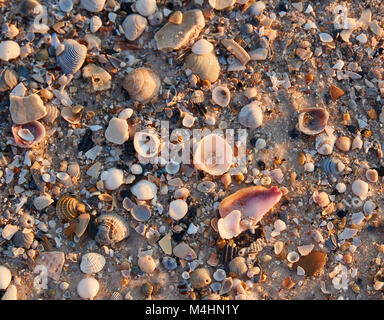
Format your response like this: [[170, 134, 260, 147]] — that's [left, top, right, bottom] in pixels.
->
[[77, 277, 100, 300], [13, 230, 34, 249], [33, 193, 53, 211], [212, 86, 230, 107], [90, 16, 102, 33], [298, 108, 329, 135], [192, 39, 214, 55], [316, 132, 336, 155], [123, 68, 160, 103], [56, 195, 86, 221], [105, 117, 129, 145], [35, 251, 65, 280], [238, 101, 263, 129], [67, 162, 80, 180], [131, 205, 151, 222], [12, 121, 46, 148], [131, 180, 157, 200], [217, 210, 244, 239], [80, 253, 106, 274], [73, 213, 91, 237], [138, 255, 157, 273], [184, 52, 220, 83], [42, 105, 60, 124], [366, 169, 378, 183], [80, 0, 105, 12], [133, 129, 160, 158], [351, 180, 369, 200], [100, 167, 124, 190], [95, 213, 130, 245], [0, 41, 20, 61], [221, 38, 250, 65], [61, 105, 83, 124], [336, 136, 351, 152], [10, 93, 47, 125], [122, 14, 148, 41], [169, 199, 188, 221], [320, 157, 345, 177], [1, 285, 17, 300], [56, 39, 87, 74], [287, 251, 300, 263], [0, 266, 12, 290], [0, 68, 18, 92], [229, 257, 248, 277]]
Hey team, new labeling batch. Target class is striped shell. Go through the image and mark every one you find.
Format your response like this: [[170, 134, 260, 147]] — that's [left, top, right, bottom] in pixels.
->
[[42, 105, 60, 124], [95, 213, 130, 245], [56, 40, 87, 75], [80, 252, 106, 274], [122, 14, 148, 41], [141, 282, 154, 297], [184, 52, 220, 83], [0, 68, 18, 92], [321, 157, 345, 177], [56, 195, 86, 221], [123, 68, 161, 103], [67, 162, 80, 180], [110, 292, 123, 300], [80, 0, 105, 12], [12, 230, 34, 249], [191, 90, 204, 103]]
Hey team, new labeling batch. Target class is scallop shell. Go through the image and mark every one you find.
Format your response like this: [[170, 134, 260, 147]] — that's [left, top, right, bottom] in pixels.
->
[[56, 39, 87, 75], [0, 41, 20, 61], [80, 253, 106, 274], [135, 0, 156, 17], [123, 68, 161, 103], [138, 255, 156, 273], [77, 277, 100, 300], [184, 52, 220, 83], [80, 0, 105, 12], [122, 14, 148, 41], [12, 121, 45, 148], [0, 266, 12, 290], [320, 157, 345, 177], [212, 86, 230, 107], [67, 162, 80, 180], [89, 16, 102, 33], [56, 195, 86, 221], [95, 213, 130, 245], [0, 68, 18, 92], [192, 39, 214, 55], [298, 108, 329, 135], [193, 133, 233, 176], [12, 230, 34, 249], [133, 129, 160, 158], [238, 101, 263, 129], [42, 105, 60, 124], [315, 132, 336, 155], [190, 268, 212, 289]]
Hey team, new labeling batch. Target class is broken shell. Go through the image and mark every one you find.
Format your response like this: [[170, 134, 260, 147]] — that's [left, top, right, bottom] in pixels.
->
[[221, 39, 250, 65], [351, 179, 369, 200], [10, 93, 47, 124], [219, 186, 282, 223], [169, 199, 188, 221], [131, 205, 151, 222], [197, 180, 215, 192], [336, 136, 351, 152], [13, 230, 34, 249], [56, 195, 86, 221], [313, 191, 330, 208], [190, 268, 211, 289], [293, 251, 327, 277], [330, 85, 344, 100], [77, 277, 99, 300], [123, 68, 161, 103], [80, 0, 105, 12], [363, 200, 376, 215], [315, 132, 336, 155], [320, 157, 345, 177], [141, 282, 155, 297], [80, 253, 106, 274], [105, 117, 129, 145], [287, 251, 300, 263], [131, 180, 157, 200], [229, 257, 248, 277], [238, 101, 263, 129], [366, 169, 378, 183], [133, 129, 160, 158], [297, 244, 314, 256], [352, 135, 363, 150], [89, 16, 102, 33], [19, 214, 34, 229], [73, 213, 91, 237], [0, 68, 18, 92], [42, 105, 60, 124], [274, 241, 285, 256], [56, 39, 87, 75], [165, 160, 180, 174], [95, 213, 130, 245], [0, 266, 12, 290], [67, 162, 80, 180], [100, 168, 124, 190], [2, 284, 17, 300], [135, 0, 156, 17], [169, 11, 183, 25], [61, 105, 83, 124], [192, 39, 214, 55], [212, 86, 230, 107], [185, 50, 220, 83], [82, 64, 112, 91], [122, 14, 148, 41], [33, 193, 54, 210], [35, 251, 65, 280], [217, 210, 244, 239], [191, 90, 204, 104], [208, 0, 235, 10], [298, 108, 329, 135], [138, 255, 156, 273], [0, 41, 20, 61], [12, 121, 45, 148]]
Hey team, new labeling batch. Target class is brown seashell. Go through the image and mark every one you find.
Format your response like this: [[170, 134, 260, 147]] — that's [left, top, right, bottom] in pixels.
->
[[335, 136, 351, 152], [190, 268, 212, 289], [169, 11, 183, 25], [123, 68, 161, 103], [330, 85, 344, 100], [61, 105, 84, 124], [292, 251, 327, 277], [42, 105, 60, 124], [95, 213, 130, 245], [56, 195, 86, 221], [184, 52, 220, 83], [13, 230, 34, 249], [12, 121, 46, 149], [221, 39, 250, 65], [0, 68, 18, 92], [297, 108, 329, 135], [73, 213, 90, 237], [141, 281, 153, 298], [282, 277, 295, 289]]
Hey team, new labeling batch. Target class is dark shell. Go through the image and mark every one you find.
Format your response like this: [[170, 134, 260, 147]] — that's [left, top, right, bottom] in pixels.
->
[[13, 230, 34, 249], [321, 157, 345, 177], [220, 243, 239, 266], [56, 195, 86, 221], [95, 213, 130, 245], [292, 251, 327, 277], [141, 282, 153, 298], [56, 40, 87, 74]]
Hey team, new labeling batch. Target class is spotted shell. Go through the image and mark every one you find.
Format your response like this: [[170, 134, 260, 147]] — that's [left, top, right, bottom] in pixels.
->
[[12, 230, 34, 249], [80, 252, 106, 274], [56, 195, 86, 221], [298, 108, 329, 135], [0, 68, 18, 92], [56, 39, 87, 75], [184, 52, 220, 83], [123, 68, 161, 103], [122, 14, 148, 41], [80, 0, 105, 12], [95, 213, 130, 246], [42, 105, 60, 124]]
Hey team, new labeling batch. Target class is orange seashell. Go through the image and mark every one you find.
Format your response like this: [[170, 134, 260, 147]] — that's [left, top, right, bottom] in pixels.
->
[[305, 73, 314, 83], [330, 85, 344, 100], [292, 251, 327, 277], [282, 277, 295, 289]]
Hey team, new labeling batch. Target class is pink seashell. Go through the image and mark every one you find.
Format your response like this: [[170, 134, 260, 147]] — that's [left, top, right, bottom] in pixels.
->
[[217, 210, 246, 239], [219, 186, 282, 223], [12, 121, 45, 148]]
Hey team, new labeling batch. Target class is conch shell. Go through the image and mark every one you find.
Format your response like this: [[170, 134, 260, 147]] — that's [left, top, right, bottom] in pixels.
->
[[123, 68, 161, 103], [298, 108, 329, 135]]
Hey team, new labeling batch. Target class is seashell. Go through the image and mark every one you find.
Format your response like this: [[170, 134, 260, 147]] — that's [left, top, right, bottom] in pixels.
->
[[320, 157, 345, 177], [56, 39, 87, 75], [165, 160, 180, 174], [238, 101, 263, 129], [131, 180, 157, 200], [134, 129, 160, 159], [352, 134, 363, 150], [293, 251, 327, 277], [95, 213, 130, 245], [313, 191, 330, 208], [90, 16, 102, 33], [131, 205, 151, 222], [169, 199, 188, 221], [155, 9, 205, 51], [213, 269, 226, 282], [298, 108, 329, 135], [220, 243, 239, 265], [67, 162, 80, 180], [56, 195, 86, 221], [197, 180, 216, 193], [0, 68, 18, 92], [163, 257, 177, 270], [105, 117, 129, 145], [0, 266, 12, 290], [141, 282, 154, 297], [336, 136, 351, 152], [73, 213, 90, 237], [123, 68, 160, 103], [19, 214, 34, 229], [61, 105, 83, 124], [190, 268, 212, 289], [19, 0, 42, 16], [33, 193, 54, 211], [329, 85, 344, 101], [2, 285, 17, 300], [100, 167, 124, 190], [193, 133, 233, 176], [10, 93, 47, 125], [174, 187, 190, 200], [80, 0, 105, 12], [287, 251, 300, 263], [110, 292, 123, 300], [59, 0, 73, 12], [217, 210, 245, 240], [191, 90, 204, 104], [2, 225, 18, 240], [192, 39, 214, 55], [229, 257, 247, 276], [351, 179, 369, 200], [315, 132, 336, 155], [208, 0, 235, 10], [219, 277, 233, 295], [212, 86, 230, 107], [35, 251, 65, 280], [297, 244, 314, 256], [184, 51, 220, 83], [122, 14, 147, 41], [149, 11, 163, 26], [274, 241, 285, 256], [366, 169, 378, 183], [169, 11, 183, 25], [173, 241, 197, 260], [138, 255, 156, 273], [363, 200, 376, 215], [57, 172, 72, 187], [135, 0, 156, 17], [83, 34, 101, 50], [221, 39, 250, 65], [77, 277, 99, 300], [13, 230, 34, 249], [319, 33, 333, 42], [42, 105, 60, 124], [249, 1, 265, 16], [12, 121, 45, 149], [82, 64, 112, 91], [0, 41, 20, 61], [80, 253, 106, 274]]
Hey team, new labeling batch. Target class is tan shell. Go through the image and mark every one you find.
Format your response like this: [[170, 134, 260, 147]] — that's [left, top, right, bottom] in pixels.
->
[[82, 64, 111, 91], [9, 93, 47, 124], [221, 39, 250, 65], [80, 0, 105, 12], [61, 105, 84, 124], [212, 85, 230, 107], [122, 14, 148, 41], [0, 41, 21, 61], [80, 253, 106, 274], [192, 39, 214, 55], [138, 255, 156, 273], [67, 162, 80, 180], [42, 105, 60, 124], [56, 195, 86, 221], [190, 268, 212, 289], [95, 213, 130, 245], [229, 256, 248, 276], [35, 251, 65, 280], [73, 213, 90, 237], [0, 68, 18, 92], [184, 52, 220, 83], [123, 68, 161, 103], [209, 0, 235, 10], [298, 108, 329, 135], [169, 11, 183, 25]]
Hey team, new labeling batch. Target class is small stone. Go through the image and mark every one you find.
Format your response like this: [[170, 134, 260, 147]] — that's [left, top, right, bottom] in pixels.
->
[[336, 136, 351, 152], [319, 33, 333, 42], [158, 233, 172, 255]]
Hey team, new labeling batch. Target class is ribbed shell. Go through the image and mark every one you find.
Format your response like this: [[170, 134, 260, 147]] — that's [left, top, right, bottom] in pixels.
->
[[80, 0, 105, 12], [56, 195, 86, 221], [184, 53, 220, 83], [80, 253, 106, 274], [110, 292, 123, 300], [95, 213, 130, 245], [56, 40, 87, 75], [321, 157, 345, 177], [122, 14, 148, 41], [0, 68, 18, 92], [12, 230, 34, 249], [42, 105, 60, 124], [67, 162, 80, 180], [123, 68, 161, 103]]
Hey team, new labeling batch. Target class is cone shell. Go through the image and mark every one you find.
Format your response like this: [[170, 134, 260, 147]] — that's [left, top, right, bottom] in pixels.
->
[[298, 108, 329, 135], [80, 0, 105, 12], [190, 268, 212, 289], [95, 213, 130, 245], [80, 253, 106, 274], [122, 14, 148, 41], [123, 68, 161, 103], [0, 68, 18, 92], [56, 39, 87, 74], [56, 195, 86, 221], [12, 230, 34, 249], [184, 52, 220, 83], [12, 121, 45, 148]]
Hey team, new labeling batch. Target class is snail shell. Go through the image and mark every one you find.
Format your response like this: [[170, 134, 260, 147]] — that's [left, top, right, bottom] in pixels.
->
[[12, 230, 34, 249], [123, 68, 161, 103], [42, 105, 60, 124], [184, 52, 220, 83], [80, 252, 106, 274], [12, 121, 46, 148], [80, 0, 105, 12], [0, 68, 18, 92], [298, 108, 329, 135], [56, 39, 87, 75], [95, 213, 130, 245], [122, 14, 148, 41], [56, 195, 86, 221], [315, 132, 336, 155]]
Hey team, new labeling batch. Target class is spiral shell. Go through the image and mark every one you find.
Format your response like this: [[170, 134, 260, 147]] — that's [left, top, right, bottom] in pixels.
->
[[184, 52, 220, 83], [122, 14, 148, 41], [42, 105, 60, 124], [298, 108, 329, 135], [56, 195, 86, 221], [95, 213, 130, 245], [80, 0, 105, 12], [0, 68, 18, 92], [123, 68, 161, 103], [320, 157, 345, 177], [80, 252, 106, 274], [56, 39, 87, 75], [12, 230, 34, 249]]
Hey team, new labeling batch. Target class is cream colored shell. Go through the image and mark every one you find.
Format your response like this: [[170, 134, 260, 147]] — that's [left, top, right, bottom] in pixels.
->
[[80, 253, 106, 274], [184, 52, 220, 83], [123, 68, 161, 103]]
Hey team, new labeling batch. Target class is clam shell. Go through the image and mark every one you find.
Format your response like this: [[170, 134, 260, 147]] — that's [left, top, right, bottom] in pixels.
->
[[0, 41, 20, 61], [0, 266, 12, 290], [56, 39, 87, 74], [138, 255, 156, 273], [42, 105, 60, 124], [229, 257, 247, 276], [212, 86, 230, 107], [131, 205, 151, 222], [33, 193, 53, 210], [123, 68, 160, 103], [133, 129, 160, 158], [320, 157, 345, 177], [192, 39, 214, 55], [90, 16, 102, 33], [105, 117, 129, 145], [315, 132, 336, 155], [12, 230, 34, 249], [238, 101, 263, 129], [298, 108, 329, 135], [135, 0, 156, 17], [184, 52, 220, 83], [169, 199, 188, 221], [12, 121, 46, 148], [80, 0, 105, 12], [100, 167, 124, 190], [2, 284, 17, 300], [95, 213, 130, 245], [35, 251, 65, 280], [122, 14, 148, 41], [73, 213, 91, 237], [67, 162, 80, 180], [77, 277, 99, 300], [0, 68, 18, 92], [61, 105, 83, 124], [217, 210, 245, 239], [131, 180, 157, 200], [208, 0, 235, 10], [351, 179, 369, 200], [56, 195, 86, 221], [82, 64, 111, 91], [10, 93, 47, 124], [190, 268, 212, 289], [80, 253, 106, 274]]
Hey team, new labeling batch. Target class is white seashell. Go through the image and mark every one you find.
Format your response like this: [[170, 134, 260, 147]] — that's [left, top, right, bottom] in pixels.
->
[[105, 117, 129, 145], [33, 194, 53, 210], [315, 132, 336, 155], [0, 265, 12, 290], [100, 168, 124, 190], [80, 253, 106, 274], [297, 244, 314, 256], [118, 108, 134, 120], [212, 86, 230, 107], [208, 0, 236, 10], [274, 219, 286, 232], [59, 0, 73, 12], [192, 39, 214, 55], [238, 101, 263, 129], [90, 16, 102, 33], [363, 200, 376, 215], [182, 113, 195, 128], [197, 181, 216, 193], [319, 33, 333, 42], [250, 1, 265, 16], [352, 134, 363, 150], [287, 251, 300, 263], [217, 210, 244, 240], [122, 14, 147, 41], [1, 284, 17, 300], [10, 93, 47, 125], [165, 160, 180, 174], [335, 183, 346, 193], [138, 255, 156, 273], [57, 172, 72, 186], [67, 162, 80, 180], [0, 41, 20, 61], [130, 164, 143, 175], [56, 39, 87, 75], [80, 0, 105, 12], [133, 129, 160, 158], [2, 224, 18, 240], [77, 277, 100, 300], [169, 199, 188, 221], [123, 68, 161, 103], [131, 180, 157, 200], [184, 51, 221, 83], [18, 128, 34, 141], [351, 179, 369, 200], [356, 33, 367, 44], [135, 0, 157, 17], [274, 241, 284, 255]]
